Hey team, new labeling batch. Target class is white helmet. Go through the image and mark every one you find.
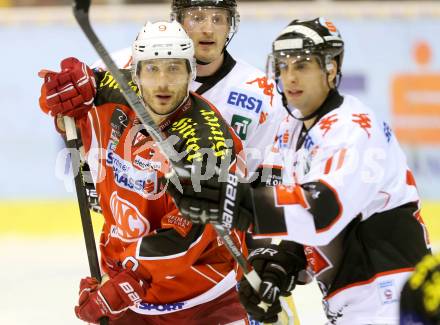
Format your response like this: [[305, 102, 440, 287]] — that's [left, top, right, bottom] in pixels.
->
[[131, 20, 196, 84]]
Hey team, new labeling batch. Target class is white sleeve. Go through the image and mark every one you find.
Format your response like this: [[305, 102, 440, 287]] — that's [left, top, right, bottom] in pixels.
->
[[276, 118, 385, 246]]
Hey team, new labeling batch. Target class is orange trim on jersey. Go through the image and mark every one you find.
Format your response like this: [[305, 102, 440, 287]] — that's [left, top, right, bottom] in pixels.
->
[[260, 164, 283, 170], [254, 232, 288, 238], [324, 156, 333, 174], [275, 184, 308, 208], [123, 56, 133, 69], [324, 267, 415, 301], [316, 179, 343, 233], [336, 148, 347, 170], [406, 170, 417, 187]]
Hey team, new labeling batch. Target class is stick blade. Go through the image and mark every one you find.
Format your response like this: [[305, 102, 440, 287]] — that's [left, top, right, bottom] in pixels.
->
[[73, 0, 91, 13]]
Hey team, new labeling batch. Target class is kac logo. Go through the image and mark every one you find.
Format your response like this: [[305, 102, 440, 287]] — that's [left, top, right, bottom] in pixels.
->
[[109, 191, 150, 242]]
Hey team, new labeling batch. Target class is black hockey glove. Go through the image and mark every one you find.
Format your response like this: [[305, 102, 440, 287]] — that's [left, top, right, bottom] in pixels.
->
[[238, 241, 307, 322], [238, 279, 282, 323], [165, 163, 254, 231]]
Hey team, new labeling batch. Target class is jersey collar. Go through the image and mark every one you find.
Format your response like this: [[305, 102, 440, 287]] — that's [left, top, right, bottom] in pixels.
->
[[194, 51, 237, 95]]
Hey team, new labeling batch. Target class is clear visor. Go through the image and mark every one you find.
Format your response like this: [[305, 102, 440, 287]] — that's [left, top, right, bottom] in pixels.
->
[[179, 7, 232, 32], [136, 58, 190, 87], [268, 52, 323, 78], [278, 53, 322, 72], [266, 52, 323, 119]]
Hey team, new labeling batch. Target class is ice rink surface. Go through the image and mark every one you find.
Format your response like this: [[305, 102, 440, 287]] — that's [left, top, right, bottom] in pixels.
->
[[0, 236, 327, 325]]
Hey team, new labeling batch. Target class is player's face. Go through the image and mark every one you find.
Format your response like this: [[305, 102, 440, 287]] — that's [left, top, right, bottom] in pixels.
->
[[279, 55, 332, 116], [138, 59, 190, 115], [180, 7, 230, 64]]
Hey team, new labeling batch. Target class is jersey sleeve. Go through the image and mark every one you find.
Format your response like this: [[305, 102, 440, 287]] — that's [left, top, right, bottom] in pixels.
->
[[264, 114, 385, 246]]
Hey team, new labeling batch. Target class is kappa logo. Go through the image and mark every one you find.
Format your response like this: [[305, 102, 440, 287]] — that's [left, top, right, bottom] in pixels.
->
[[109, 191, 150, 242], [231, 115, 252, 140], [319, 114, 338, 137], [246, 76, 275, 106]]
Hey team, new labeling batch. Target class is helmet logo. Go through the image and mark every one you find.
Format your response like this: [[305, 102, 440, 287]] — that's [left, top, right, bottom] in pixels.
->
[[158, 24, 167, 32], [319, 17, 339, 36]]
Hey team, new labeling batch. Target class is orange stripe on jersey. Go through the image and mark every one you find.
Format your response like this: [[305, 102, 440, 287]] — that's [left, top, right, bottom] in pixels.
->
[[316, 179, 343, 233], [324, 156, 333, 174], [123, 56, 133, 69], [406, 170, 417, 186], [336, 148, 347, 170]]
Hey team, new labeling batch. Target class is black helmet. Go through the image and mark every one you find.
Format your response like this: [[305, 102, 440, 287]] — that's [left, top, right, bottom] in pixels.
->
[[268, 17, 344, 86], [172, 0, 238, 12], [171, 0, 240, 40]]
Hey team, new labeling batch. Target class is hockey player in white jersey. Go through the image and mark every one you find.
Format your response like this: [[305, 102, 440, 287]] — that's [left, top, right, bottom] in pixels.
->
[[93, 0, 284, 174], [168, 17, 432, 324]]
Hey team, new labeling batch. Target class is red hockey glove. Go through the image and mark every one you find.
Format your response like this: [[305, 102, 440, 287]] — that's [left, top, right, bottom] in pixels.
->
[[38, 57, 96, 119], [74, 270, 147, 324]]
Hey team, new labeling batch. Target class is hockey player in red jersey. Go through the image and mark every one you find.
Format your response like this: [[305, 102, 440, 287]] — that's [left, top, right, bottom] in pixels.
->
[[39, 21, 248, 324], [168, 18, 432, 324]]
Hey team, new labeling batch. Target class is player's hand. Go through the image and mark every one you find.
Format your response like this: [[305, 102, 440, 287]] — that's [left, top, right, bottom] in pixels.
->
[[238, 278, 282, 323], [166, 164, 254, 231], [238, 241, 307, 322], [38, 57, 96, 119], [74, 270, 147, 324]]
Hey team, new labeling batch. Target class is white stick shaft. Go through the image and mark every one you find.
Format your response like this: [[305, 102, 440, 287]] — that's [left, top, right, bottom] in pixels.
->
[[64, 116, 78, 141]]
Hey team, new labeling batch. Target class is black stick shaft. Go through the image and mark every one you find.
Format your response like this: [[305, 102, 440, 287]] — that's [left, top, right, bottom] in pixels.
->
[[64, 117, 107, 325]]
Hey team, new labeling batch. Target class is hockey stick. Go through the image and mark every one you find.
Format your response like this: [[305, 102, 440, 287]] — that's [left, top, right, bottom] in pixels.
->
[[63, 117, 107, 325], [72, 0, 288, 323]]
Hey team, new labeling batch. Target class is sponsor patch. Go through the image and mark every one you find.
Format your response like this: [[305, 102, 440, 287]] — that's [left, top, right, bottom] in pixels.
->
[[138, 302, 185, 312], [246, 76, 275, 106], [111, 153, 159, 197], [378, 280, 398, 305], [109, 191, 150, 242], [106, 140, 118, 166], [231, 114, 252, 140], [133, 155, 162, 171], [227, 88, 263, 114]]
